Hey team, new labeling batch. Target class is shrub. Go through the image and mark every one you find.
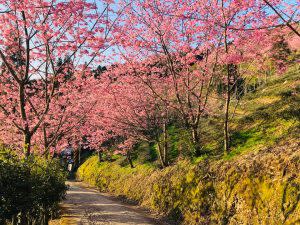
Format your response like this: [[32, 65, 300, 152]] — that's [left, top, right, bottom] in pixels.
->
[[0, 149, 67, 225]]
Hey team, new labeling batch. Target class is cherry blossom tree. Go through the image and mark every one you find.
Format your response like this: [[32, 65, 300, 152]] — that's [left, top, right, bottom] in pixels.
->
[[0, 0, 116, 156], [82, 64, 173, 166], [111, 0, 299, 155], [0, 0, 297, 159], [111, 0, 224, 156]]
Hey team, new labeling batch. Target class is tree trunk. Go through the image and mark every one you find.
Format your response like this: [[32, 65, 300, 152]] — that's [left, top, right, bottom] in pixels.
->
[[157, 143, 167, 168], [192, 127, 201, 156], [19, 82, 32, 157], [98, 150, 102, 162], [162, 122, 168, 165], [43, 125, 50, 159], [24, 132, 31, 157], [19, 212, 28, 225], [43, 212, 49, 225], [74, 145, 81, 169], [224, 64, 231, 154], [11, 215, 17, 225], [44, 148, 49, 159], [222, 16, 231, 155], [127, 152, 134, 168], [78, 146, 81, 165]]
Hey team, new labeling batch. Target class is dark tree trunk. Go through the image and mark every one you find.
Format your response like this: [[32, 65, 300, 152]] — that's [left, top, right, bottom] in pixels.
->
[[11, 215, 17, 225], [43, 125, 50, 159], [24, 132, 31, 157], [224, 64, 231, 154], [127, 152, 134, 168], [191, 126, 202, 156], [223, 19, 231, 155], [162, 122, 168, 165], [157, 143, 167, 168], [78, 146, 81, 165], [98, 150, 102, 162]]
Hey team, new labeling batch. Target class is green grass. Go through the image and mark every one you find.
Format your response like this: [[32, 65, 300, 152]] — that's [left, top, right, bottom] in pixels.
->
[[217, 64, 300, 159]]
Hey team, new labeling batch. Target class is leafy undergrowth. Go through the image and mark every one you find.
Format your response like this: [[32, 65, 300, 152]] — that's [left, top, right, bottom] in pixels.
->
[[77, 65, 300, 224], [0, 149, 67, 225]]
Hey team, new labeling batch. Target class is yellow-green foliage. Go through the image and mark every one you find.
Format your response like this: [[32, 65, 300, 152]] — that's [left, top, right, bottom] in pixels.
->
[[77, 140, 300, 225]]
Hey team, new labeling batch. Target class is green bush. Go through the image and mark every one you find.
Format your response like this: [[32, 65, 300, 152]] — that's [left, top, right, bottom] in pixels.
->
[[0, 149, 67, 225]]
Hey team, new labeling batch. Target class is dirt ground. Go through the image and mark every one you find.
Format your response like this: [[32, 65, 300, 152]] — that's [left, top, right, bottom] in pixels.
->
[[50, 181, 165, 225]]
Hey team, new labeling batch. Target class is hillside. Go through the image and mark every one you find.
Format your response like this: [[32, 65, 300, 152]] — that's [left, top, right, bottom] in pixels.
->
[[208, 64, 300, 159], [77, 64, 300, 224]]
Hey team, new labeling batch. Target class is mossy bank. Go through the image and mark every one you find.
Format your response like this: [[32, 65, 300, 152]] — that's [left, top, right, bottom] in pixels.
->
[[77, 140, 300, 225]]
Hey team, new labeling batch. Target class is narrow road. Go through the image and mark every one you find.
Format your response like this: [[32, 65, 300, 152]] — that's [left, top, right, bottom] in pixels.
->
[[50, 181, 160, 225]]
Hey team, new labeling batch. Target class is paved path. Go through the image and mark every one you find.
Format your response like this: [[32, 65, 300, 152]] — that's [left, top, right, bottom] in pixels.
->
[[50, 181, 159, 225]]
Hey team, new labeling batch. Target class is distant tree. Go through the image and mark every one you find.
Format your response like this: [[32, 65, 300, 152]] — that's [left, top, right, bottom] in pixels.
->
[[271, 36, 292, 70]]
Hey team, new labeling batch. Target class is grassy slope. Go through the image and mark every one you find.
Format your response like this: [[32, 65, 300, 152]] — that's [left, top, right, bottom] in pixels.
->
[[227, 64, 300, 158], [196, 64, 300, 160], [77, 64, 300, 224]]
